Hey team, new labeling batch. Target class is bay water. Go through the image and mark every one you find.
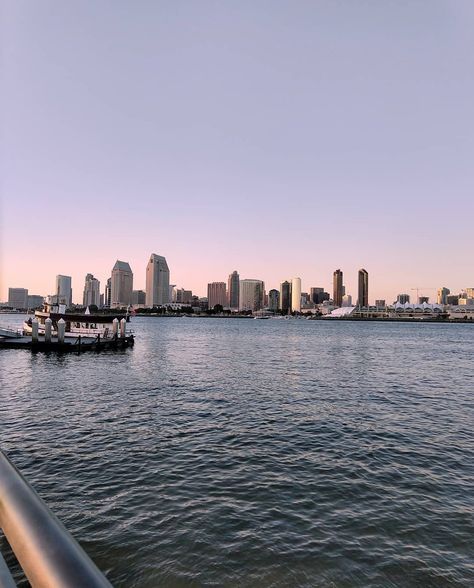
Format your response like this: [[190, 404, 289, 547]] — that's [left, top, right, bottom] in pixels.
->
[[1, 317, 473, 587]]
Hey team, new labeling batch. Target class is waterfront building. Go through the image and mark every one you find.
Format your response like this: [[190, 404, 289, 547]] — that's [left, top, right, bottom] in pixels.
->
[[111, 260, 133, 308], [458, 290, 474, 306], [397, 293, 410, 304], [56, 275, 72, 308], [279, 281, 291, 314], [333, 269, 343, 307], [83, 274, 101, 307], [291, 277, 302, 312], [357, 268, 369, 308], [169, 285, 177, 303], [311, 289, 330, 304], [239, 279, 265, 312], [131, 290, 146, 306], [27, 294, 44, 309], [8, 288, 28, 310], [208, 282, 227, 309], [176, 288, 193, 305], [437, 287, 450, 305], [310, 287, 324, 304], [419, 296, 430, 304], [342, 294, 353, 307], [375, 299, 386, 309], [145, 254, 170, 307], [227, 271, 240, 309], [268, 289, 279, 311], [105, 278, 112, 308], [446, 294, 459, 306]]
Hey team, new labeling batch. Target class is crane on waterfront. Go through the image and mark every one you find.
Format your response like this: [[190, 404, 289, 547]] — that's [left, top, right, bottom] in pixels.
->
[[411, 287, 436, 302]]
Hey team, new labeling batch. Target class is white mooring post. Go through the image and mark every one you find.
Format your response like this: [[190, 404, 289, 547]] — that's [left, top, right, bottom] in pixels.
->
[[57, 318, 66, 344], [112, 318, 119, 337], [44, 318, 52, 343], [31, 319, 39, 343], [120, 318, 126, 338]]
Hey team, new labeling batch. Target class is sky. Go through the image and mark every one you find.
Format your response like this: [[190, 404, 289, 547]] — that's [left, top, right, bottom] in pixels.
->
[[1, 1, 473, 303]]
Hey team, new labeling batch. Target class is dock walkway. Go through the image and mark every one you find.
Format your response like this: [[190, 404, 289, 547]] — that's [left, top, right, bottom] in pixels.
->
[[0, 334, 134, 352]]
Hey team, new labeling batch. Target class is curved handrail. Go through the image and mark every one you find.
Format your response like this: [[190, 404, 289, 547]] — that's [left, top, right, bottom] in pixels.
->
[[0, 451, 112, 587]]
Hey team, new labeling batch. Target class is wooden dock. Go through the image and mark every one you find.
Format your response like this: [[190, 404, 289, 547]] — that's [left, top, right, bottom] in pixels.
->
[[0, 334, 134, 352]]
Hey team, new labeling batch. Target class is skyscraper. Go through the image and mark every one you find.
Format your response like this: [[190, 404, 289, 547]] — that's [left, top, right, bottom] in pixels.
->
[[268, 289, 279, 311], [239, 280, 265, 312], [280, 281, 291, 314], [83, 274, 101, 307], [333, 269, 343, 307], [105, 278, 112, 308], [8, 288, 28, 310], [145, 254, 170, 307], [397, 293, 410, 304], [437, 287, 450, 305], [227, 271, 240, 309], [291, 277, 301, 312], [56, 275, 72, 308], [111, 261, 133, 307], [208, 282, 227, 309], [357, 268, 369, 308]]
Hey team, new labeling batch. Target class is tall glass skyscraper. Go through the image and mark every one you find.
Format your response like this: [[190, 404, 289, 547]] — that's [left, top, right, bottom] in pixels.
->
[[55, 275, 72, 308], [357, 268, 369, 308], [145, 254, 170, 307], [111, 261, 133, 307], [227, 270, 240, 309], [333, 269, 343, 307]]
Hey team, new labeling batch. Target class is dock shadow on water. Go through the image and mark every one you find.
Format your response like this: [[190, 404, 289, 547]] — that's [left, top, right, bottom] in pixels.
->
[[1, 317, 473, 587]]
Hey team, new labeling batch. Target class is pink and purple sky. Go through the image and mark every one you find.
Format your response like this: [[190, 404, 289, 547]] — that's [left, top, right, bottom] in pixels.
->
[[1, 1, 473, 303]]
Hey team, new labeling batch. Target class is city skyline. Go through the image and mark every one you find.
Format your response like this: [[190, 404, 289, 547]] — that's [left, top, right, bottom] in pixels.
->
[[2, 2, 473, 302], [2, 256, 471, 307]]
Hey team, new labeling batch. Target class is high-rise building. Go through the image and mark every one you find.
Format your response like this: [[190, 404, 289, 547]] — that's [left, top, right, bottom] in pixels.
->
[[446, 294, 459, 306], [145, 254, 170, 307], [310, 287, 324, 304], [176, 289, 193, 305], [111, 261, 133, 307], [342, 294, 353, 307], [279, 281, 291, 314], [56, 275, 72, 308], [333, 269, 343, 307], [131, 290, 146, 306], [268, 289, 279, 311], [375, 299, 386, 309], [8, 288, 28, 309], [169, 285, 177, 303], [437, 287, 450, 305], [291, 277, 301, 312], [105, 278, 112, 308], [357, 268, 369, 308], [239, 280, 265, 312], [397, 293, 410, 304], [208, 282, 227, 309], [83, 274, 101, 307], [27, 295, 44, 309], [227, 271, 240, 309]]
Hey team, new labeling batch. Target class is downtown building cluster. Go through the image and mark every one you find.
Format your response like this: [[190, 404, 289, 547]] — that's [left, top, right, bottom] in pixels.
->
[[3, 258, 474, 316]]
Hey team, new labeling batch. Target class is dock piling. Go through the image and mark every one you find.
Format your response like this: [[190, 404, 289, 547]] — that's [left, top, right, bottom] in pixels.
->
[[31, 319, 39, 343], [44, 318, 52, 343], [57, 318, 66, 344]]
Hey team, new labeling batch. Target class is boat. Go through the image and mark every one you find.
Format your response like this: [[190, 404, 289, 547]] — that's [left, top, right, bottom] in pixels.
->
[[23, 301, 132, 339]]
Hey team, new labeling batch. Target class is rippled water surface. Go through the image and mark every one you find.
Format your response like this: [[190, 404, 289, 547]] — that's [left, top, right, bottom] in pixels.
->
[[1, 317, 473, 587]]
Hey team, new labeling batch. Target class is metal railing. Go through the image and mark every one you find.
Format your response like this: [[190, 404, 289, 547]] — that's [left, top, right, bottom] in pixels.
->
[[0, 451, 112, 587]]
